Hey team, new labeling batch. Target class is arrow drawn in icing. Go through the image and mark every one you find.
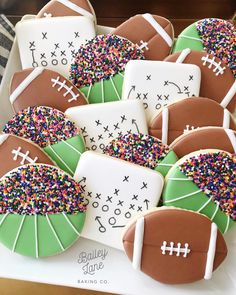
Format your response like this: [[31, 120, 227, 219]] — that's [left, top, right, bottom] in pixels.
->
[[78, 177, 86, 183], [95, 216, 106, 233], [164, 81, 183, 94], [144, 199, 150, 210], [127, 86, 136, 99], [132, 119, 140, 133]]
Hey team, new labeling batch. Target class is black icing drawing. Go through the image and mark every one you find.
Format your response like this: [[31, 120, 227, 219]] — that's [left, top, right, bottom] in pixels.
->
[[132, 194, 138, 201], [189, 75, 193, 81], [74, 32, 80, 38], [68, 41, 74, 48], [117, 200, 124, 206], [54, 43, 60, 50], [121, 115, 127, 123], [40, 53, 46, 59], [141, 182, 148, 189], [146, 75, 151, 80], [123, 176, 129, 182], [144, 199, 150, 210], [127, 85, 136, 99], [132, 119, 140, 133], [42, 32, 48, 40], [106, 196, 113, 203], [95, 216, 106, 233]]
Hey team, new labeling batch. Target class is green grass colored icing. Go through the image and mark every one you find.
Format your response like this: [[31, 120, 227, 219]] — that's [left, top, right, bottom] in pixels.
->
[[162, 166, 234, 233], [44, 135, 85, 176], [0, 212, 86, 258], [80, 72, 124, 104], [172, 23, 204, 53], [154, 150, 178, 177]]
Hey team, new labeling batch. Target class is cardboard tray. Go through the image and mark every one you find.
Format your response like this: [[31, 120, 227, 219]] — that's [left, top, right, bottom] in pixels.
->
[[0, 15, 235, 295]]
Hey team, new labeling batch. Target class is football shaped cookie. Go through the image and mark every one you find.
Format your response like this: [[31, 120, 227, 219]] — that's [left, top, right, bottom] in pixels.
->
[[173, 18, 236, 77], [165, 49, 236, 113], [149, 97, 236, 145], [10, 68, 87, 113], [163, 150, 235, 233], [104, 132, 178, 176], [112, 14, 174, 60], [0, 164, 86, 258], [70, 34, 144, 103], [0, 133, 54, 178], [170, 127, 236, 158], [37, 0, 96, 21], [123, 207, 227, 284], [3, 106, 85, 176]]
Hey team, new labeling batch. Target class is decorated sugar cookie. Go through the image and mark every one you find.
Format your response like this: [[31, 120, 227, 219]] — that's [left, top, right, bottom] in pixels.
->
[[149, 97, 236, 145], [74, 151, 164, 249], [15, 16, 96, 77], [165, 49, 236, 112], [10, 68, 87, 113], [104, 132, 178, 176], [65, 100, 148, 153], [3, 106, 85, 176], [0, 133, 54, 178], [122, 60, 201, 121], [123, 207, 227, 284], [163, 150, 236, 233], [70, 34, 144, 103], [173, 18, 236, 77], [37, 0, 96, 21], [112, 13, 174, 60], [0, 164, 86, 257], [170, 127, 236, 158]]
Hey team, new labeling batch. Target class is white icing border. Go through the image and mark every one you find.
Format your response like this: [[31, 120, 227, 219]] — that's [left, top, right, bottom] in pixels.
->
[[220, 80, 236, 108], [56, 0, 94, 19], [142, 13, 173, 47], [204, 222, 218, 280], [225, 129, 236, 153], [222, 109, 230, 129], [161, 107, 169, 144], [175, 48, 191, 63], [132, 216, 145, 270], [0, 133, 9, 145], [10, 67, 44, 104]]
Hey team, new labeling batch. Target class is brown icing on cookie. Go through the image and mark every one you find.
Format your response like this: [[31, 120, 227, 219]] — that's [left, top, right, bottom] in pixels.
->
[[0, 134, 54, 178], [123, 208, 227, 284], [37, 0, 95, 19], [149, 97, 236, 145], [165, 49, 236, 113], [170, 127, 236, 158], [10, 68, 87, 113], [113, 14, 174, 60]]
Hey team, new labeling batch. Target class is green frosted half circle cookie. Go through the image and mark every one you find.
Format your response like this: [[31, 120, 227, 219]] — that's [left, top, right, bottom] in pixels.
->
[[173, 18, 236, 77], [163, 150, 235, 233], [3, 106, 85, 176], [70, 34, 145, 104], [103, 132, 178, 176], [0, 164, 86, 258]]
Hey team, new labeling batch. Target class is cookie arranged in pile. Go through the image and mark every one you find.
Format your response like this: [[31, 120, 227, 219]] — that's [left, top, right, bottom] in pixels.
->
[[1, 3, 235, 288]]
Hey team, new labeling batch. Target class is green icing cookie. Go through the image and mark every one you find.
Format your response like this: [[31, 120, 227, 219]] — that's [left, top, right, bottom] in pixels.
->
[[70, 34, 144, 104], [0, 164, 86, 258], [80, 72, 124, 103], [44, 134, 85, 176], [173, 22, 204, 53], [3, 106, 85, 176], [163, 151, 235, 233], [103, 132, 178, 177]]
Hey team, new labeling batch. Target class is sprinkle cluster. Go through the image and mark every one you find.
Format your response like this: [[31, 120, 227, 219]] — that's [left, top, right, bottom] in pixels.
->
[[196, 18, 236, 77], [0, 165, 86, 215], [104, 132, 170, 169], [70, 34, 144, 87], [3, 106, 79, 148], [179, 152, 236, 220]]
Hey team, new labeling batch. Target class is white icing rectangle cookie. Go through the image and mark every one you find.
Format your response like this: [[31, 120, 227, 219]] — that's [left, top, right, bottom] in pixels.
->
[[122, 60, 201, 121], [74, 151, 164, 249], [66, 100, 148, 152], [15, 16, 96, 78]]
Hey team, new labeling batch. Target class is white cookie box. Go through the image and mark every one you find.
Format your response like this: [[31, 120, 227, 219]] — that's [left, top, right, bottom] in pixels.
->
[[0, 15, 235, 295]]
